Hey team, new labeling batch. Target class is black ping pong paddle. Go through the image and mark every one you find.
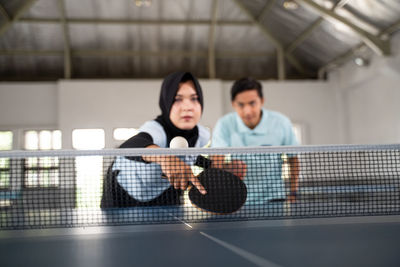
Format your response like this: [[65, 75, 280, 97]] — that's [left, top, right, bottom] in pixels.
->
[[161, 158, 247, 214], [168, 136, 247, 214], [188, 167, 247, 214]]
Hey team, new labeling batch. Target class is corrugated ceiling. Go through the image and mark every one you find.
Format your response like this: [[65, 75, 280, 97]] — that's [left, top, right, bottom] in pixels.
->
[[0, 0, 399, 81]]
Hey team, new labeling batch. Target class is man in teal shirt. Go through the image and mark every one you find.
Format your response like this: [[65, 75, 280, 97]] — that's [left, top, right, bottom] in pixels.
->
[[212, 77, 299, 204]]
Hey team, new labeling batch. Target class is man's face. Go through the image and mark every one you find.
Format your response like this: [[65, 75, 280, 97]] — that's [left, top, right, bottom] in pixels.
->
[[232, 89, 264, 129], [169, 80, 202, 130]]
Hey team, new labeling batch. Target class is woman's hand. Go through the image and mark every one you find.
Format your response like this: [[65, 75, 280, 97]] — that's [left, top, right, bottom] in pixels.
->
[[160, 155, 206, 194], [143, 145, 206, 194]]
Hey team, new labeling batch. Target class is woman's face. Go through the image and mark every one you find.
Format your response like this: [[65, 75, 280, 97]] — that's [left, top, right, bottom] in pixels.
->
[[169, 80, 202, 130]]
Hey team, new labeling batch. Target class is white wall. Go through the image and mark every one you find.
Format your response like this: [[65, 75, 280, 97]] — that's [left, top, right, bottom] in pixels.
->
[[0, 82, 57, 127], [58, 79, 224, 148], [1, 79, 336, 148], [328, 32, 400, 144], [0, 82, 58, 149]]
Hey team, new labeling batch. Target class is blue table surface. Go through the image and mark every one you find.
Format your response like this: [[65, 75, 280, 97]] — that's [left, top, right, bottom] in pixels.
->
[[1, 206, 400, 267]]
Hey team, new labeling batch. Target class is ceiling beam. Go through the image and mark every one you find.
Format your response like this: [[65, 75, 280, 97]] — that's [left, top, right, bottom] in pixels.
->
[[256, 0, 276, 23], [318, 19, 400, 79], [0, 49, 61, 56], [232, 0, 315, 79], [286, 0, 348, 54], [382, 18, 400, 36], [0, 49, 274, 58], [336, 6, 380, 36], [296, 0, 390, 56], [0, 3, 11, 21], [18, 17, 253, 26], [2, 72, 303, 81], [0, 0, 37, 38], [75, 50, 205, 57], [232, 0, 285, 80], [208, 0, 219, 79], [57, 0, 72, 79]]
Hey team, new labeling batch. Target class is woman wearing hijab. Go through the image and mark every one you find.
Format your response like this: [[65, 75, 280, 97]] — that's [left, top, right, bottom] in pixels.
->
[[101, 72, 209, 208]]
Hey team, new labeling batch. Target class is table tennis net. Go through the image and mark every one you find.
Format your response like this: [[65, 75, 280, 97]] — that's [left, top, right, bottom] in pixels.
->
[[0, 144, 399, 230]]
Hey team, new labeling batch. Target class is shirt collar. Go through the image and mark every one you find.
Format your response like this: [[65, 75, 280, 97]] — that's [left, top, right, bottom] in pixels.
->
[[235, 108, 268, 134]]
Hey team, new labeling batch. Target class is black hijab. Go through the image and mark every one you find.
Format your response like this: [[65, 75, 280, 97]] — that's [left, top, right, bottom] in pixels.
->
[[156, 71, 204, 147]]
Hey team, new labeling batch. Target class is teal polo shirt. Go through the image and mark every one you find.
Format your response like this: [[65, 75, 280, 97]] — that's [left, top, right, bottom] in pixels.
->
[[211, 109, 298, 204], [211, 108, 298, 147]]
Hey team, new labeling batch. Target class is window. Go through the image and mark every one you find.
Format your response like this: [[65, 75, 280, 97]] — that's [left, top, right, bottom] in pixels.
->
[[113, 128, 139, 141], [24, 157, 60, 188], [72, 129, 105, 208], [0, 131, 12, 150], [0, 158, 10, 189], [24, 130, 61, 188], [25, 130, 62, 150], [72, 129, 105, 150], [0, 131, 12, 189]]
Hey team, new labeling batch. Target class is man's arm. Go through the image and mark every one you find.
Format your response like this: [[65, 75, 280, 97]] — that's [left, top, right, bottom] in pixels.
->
[[209, 155, 247, 180], [288, 156, 299, 202]]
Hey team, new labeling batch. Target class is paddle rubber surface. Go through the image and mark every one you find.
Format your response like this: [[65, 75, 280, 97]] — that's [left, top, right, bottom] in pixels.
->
[[188, 168, 247, 214]]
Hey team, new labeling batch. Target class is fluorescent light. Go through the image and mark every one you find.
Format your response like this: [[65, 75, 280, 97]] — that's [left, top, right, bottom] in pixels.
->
[[283, 0, 299, 10], [135, 0, 152, 7], [354, 57, 369, 67]]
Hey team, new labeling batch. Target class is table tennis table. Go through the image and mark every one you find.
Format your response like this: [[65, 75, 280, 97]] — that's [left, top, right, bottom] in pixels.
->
[[1, 145, 400, 266], [1, 203, 399, 267]]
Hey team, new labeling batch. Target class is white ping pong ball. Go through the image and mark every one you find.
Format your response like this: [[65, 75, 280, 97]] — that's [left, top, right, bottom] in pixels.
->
[[169, 136, 189, 148]]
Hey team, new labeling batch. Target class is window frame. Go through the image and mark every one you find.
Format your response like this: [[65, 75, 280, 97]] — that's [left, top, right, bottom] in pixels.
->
[[0, 130, 13, 190], [22, 129, 62, 189]]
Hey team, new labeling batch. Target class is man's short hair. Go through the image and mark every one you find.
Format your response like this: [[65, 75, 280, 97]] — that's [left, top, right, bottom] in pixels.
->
[[231, 77, 263, 101]]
